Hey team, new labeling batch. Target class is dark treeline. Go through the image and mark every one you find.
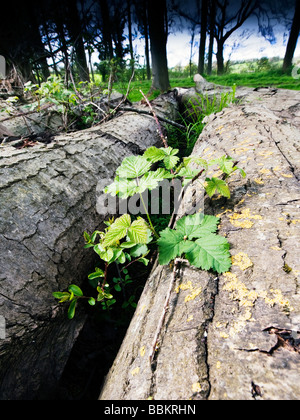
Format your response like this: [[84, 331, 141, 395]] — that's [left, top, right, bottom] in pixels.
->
[[0, 0, 298, 92]]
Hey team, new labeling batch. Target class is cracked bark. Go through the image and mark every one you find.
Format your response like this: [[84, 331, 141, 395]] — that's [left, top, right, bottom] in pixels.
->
[[99, 87, 300, 401], [0, 95, 178, 400]]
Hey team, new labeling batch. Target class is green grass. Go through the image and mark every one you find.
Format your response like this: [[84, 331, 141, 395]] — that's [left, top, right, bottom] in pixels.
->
[[107, 69, 299, 103]]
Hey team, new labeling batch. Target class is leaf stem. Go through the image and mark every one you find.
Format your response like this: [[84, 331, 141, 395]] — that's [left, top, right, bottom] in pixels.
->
[[139, 192, 159, 239]]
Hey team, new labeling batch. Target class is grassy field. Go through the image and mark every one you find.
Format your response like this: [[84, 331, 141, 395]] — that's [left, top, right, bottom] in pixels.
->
[[110, 70, 300, 102]]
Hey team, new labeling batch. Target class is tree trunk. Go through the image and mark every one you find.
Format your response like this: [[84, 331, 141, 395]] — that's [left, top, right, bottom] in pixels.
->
[[282, 0, 300, 73], [99, 86, 300, 400], [198, 0, 208, 75], [148, 0, 170, 92], [216, 39, 225, 74], [142, 0, 151, 80], [207, 0, 216, 75], [0, 95, 179, 400]]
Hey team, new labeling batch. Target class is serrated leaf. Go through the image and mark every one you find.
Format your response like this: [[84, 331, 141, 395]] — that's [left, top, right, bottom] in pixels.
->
[[127, 218, 149, 244], [143, 146, 165, 163], [103, 214, 131, 247], [184, 156, 208, 170], [163, 147, 179, 156], [175, 213, 219, 239], [157, 228, 184, 265], [116, 155, 151, 178], [130, 243, 148, 258], [186, 234, 231, 273], [164, 154, 180, 170], [205, 177, 231, 198], [137, 168, 169, 193], [104, 177, 138, 198]]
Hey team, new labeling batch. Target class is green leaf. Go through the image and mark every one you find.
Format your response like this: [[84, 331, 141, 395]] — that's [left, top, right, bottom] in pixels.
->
[[176, 213, 219, 240], [184, 156, 208, 170], [164, 155, 180, 170], [104, 177, 138, 199], [157, 213, 231, 273], [68, 284, 83, 297], [68, 299, 77, 319], [130, 243, 148, 258], [53, 292, 70, 303], [186, 234, 231, 273], [116, 155, 151, 178], [103, 214, 131, 247], [143, 146, 166, 163], [120, 241, 138, 249], [83, 231, 91, 243], [157, 228, 184, 265], [88, 297, 96, 306], [205, 177, 231, 198], [137, 168, 169, 193], [88, 269, 105, 280], [127, 218, 149, 244], [138, 257, 149, 266]]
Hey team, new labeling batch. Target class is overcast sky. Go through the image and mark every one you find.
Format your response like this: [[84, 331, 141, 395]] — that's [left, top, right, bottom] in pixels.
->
[[130, 0, 300, 69]]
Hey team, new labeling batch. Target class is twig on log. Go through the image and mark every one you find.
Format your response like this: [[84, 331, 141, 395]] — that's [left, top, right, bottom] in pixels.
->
[[0, 103, 55, 123], [111, 105, 187, 131], [140, 90, 169, 149], [149, 258, 185, 365]]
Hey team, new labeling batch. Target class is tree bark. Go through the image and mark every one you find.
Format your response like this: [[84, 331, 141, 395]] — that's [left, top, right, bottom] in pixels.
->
[[0, 95, 179, 400], [282, 0, 300, 73], [207, 0, 216, 75], [148, 0, 170, 92], [99, 86, 300, 400], [198, 0, 208, 75]]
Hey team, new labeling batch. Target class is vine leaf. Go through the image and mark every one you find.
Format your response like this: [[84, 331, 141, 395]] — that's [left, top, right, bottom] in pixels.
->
[[158, 213, 231, 273], [127, 218, 149, 244], [116, 155, 151, 178], [103, 214, 131, 247], [143, 146, 179, 170], [205, 177, 231, 198]]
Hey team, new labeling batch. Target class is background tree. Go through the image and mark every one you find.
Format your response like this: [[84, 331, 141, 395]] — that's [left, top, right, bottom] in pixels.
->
[[213, 0, 259, 74], [148, 0, 170, 92], [198, 0, 208, 74], [282, 0, 300, 72]]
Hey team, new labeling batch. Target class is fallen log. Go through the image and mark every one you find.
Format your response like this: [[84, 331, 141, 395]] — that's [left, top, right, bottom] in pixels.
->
[[0, 95, 178, 400], [99, 87, 300, 400]]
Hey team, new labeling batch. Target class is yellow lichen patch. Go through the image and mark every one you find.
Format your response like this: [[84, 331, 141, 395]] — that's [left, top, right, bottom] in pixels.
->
[[131, 367, 140, 376], [259, 168, 272, 175], [216, 361, 222, 369], [185, 287, 202, 303], [192, 383, 202, 393], [258, 150, 274, 159], [254, 178, 264, 185], [175, 281, 193, 293], [223, 272, 258, 309], [231, 147, 251, 156], [281, 173, 293, 178], [140, 346, 146, 357], [187, 315, 194, 323], [176, 281, 202, 303], [220, 272, 294, 338], [270, 246, 282, 251], [231, 252, 253, 271], [264, 289, 293, 311], [228, 208, 262, 229]]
